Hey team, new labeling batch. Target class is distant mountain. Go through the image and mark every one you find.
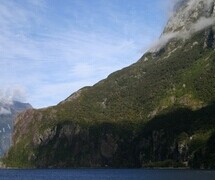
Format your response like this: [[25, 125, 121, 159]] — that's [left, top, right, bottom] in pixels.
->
[[0, 101, 32, 156], [3, 0, 215, 168]]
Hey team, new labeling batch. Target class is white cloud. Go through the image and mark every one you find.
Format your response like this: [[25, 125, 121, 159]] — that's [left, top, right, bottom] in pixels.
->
[[192, 17, 215, 32], [149, 16, 215, 52], [0, 87, 27, 105], [0, 107, 11, 115], [149, 32, 179, 52]]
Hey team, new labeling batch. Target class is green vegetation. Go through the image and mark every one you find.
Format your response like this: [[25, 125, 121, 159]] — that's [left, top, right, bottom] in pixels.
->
[[4, 136, 34, 168], [3, 29, 215, 168], [144, 160, 186, 168], [4, 103, 215, 168]]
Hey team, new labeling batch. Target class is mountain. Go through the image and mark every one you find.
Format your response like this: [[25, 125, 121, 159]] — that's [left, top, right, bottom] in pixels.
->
[[164, 0, 215, 34], [0, 101, 32, 156], [3, 0, 215, 168]]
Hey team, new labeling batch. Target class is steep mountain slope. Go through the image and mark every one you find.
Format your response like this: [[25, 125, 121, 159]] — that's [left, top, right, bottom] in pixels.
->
[[0, 101, 32, 156], [3, 0, 215, 168]]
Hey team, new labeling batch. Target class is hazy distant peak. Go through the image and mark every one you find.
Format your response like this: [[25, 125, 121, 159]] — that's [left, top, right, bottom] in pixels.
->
[[0, 101, 32, 115]]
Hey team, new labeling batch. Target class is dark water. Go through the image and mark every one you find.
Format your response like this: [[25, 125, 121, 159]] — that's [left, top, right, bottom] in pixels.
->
[[0, 169, 215, 180]]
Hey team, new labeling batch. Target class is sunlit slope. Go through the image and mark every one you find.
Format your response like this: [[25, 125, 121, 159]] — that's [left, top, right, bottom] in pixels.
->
[[4, 28, 215, 168]]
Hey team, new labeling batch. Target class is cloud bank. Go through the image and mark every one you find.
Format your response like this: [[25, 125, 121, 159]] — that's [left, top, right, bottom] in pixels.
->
[[149, 16, 215, 52], [0, 87, 27, 105], [0, 107, 11, 115], [149, 0, 215, 52]]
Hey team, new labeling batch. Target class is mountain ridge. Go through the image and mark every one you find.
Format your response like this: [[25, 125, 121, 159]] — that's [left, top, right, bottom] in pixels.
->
[[3, 0, 215, 168]]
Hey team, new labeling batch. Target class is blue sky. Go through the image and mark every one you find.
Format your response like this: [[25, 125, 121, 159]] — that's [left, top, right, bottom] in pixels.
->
[[0, 0, 177, 108]]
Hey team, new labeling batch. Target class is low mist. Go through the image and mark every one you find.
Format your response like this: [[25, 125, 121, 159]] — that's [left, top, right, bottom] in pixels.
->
[[150, 16, 215, 52], [0, 87, 27, 105]]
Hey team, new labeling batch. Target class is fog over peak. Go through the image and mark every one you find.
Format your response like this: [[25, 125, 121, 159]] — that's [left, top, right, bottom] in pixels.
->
[[0, 87, 27, 106], [149, 0, 215, 52]]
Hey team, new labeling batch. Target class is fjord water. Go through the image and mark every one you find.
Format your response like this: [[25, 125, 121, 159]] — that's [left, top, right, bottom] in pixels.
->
[[0, 169, 215, 180]]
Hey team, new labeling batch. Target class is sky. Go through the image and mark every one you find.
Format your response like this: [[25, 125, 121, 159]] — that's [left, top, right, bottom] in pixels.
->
[[0, 0, 178, 108]]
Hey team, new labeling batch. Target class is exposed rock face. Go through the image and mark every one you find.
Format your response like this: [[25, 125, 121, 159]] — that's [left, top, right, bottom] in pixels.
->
[[100, 134, 118, 159], [0, 101, 32, 156], [33, 127, 57, 146], [151, 0, 215, 52], [164, 0, 215, 34], [13, 109, 41, 145]]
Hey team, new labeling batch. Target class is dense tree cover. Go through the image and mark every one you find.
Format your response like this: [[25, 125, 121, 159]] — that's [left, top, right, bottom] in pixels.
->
[[3, 29, 215, 168]]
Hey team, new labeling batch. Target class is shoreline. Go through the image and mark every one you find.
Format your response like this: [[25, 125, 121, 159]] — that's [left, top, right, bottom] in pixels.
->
[[0, 167, 214, 171]]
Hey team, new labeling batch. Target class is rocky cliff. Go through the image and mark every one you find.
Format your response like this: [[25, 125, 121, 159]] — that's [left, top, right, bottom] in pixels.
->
[[0, 101, 32, 156], [3, 0, 215, 168]]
